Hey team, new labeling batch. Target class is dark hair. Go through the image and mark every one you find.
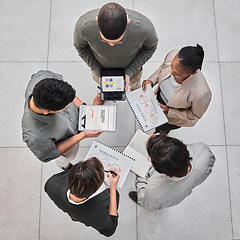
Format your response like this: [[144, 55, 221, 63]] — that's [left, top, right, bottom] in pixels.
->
[[98, 2, 127, 40], [177, 44, 204, 73], [147, 134, 192, 177], [32, 78, 76, 111], [68, 157, 104, 198]]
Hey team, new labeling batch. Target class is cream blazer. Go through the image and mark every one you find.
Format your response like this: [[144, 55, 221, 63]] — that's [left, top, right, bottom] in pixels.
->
[[149, 49, 212, 127]]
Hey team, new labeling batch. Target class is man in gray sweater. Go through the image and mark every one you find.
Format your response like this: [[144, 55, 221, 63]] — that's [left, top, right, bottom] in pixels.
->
[[74, 2, 158, 104]]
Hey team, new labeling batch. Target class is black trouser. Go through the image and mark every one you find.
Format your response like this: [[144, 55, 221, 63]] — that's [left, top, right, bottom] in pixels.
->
[[155, 89, 181, 134]]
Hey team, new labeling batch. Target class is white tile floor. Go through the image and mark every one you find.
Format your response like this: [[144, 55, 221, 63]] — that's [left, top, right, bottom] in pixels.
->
[[0, 0, 239, 239]]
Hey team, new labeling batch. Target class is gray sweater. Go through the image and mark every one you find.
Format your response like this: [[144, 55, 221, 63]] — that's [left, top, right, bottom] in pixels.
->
[[74, 9, 158, 78]]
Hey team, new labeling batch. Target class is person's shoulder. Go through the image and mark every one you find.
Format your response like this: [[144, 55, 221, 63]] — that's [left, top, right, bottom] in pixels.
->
[[74, 9, 99, 37], [166, 49, 179, 59], [126, 9, 154, 27], [162, 49, 179, 64], [187, 142, 210, 155], [22, 111, 42, 142], [187, 143, 216, 168], [126, 9, 148, 18], [75, 9, 99, 27], [30, 70, 63, 82], [45, 170, 69, 193], [191, 70, 211, 96]]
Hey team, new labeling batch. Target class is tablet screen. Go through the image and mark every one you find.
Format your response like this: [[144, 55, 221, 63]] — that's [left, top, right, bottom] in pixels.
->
[[101, 76, 125, 92]]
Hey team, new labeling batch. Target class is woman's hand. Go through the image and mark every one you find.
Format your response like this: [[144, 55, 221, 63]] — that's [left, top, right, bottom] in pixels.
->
[[158, 102, 169, 113], [108, 169, 120, 216], [108, 169, 120, 190], [142, 80, 153, 91]]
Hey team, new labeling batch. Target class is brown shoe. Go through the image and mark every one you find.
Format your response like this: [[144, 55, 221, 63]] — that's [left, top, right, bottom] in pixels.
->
[[93, 93, 104, 105], [129, 191, 138, 203]]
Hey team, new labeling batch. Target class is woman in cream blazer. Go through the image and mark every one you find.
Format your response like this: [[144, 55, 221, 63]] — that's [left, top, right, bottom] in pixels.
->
[[142, 44, 212, 133]]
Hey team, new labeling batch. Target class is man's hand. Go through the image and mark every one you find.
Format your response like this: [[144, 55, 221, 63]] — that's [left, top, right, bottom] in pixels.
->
[[73, 96, 84, 109], [81, 130, 103, 139], [56, 130, 102, 155], [142, 80, 153, 91], [158, 102, 169, 113], [108, 169, 120, 190], [125, 74, 130, 91]]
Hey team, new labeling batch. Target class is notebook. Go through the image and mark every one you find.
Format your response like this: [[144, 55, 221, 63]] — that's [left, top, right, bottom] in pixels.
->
[[78, 105, 116, 131], [84, 140, 134, 188], [126, 84, 168, 132], [123, 130, 152, 178]]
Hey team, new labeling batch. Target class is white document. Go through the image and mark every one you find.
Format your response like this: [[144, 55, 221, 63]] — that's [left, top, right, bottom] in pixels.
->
[[79, 105, 116, 131], [126, 84, 168, 132], [123, 130, 152, 178], [84, 141, 134, 188]]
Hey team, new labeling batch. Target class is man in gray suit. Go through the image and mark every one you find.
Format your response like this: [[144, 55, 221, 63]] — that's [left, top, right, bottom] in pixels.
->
[[129, 134, 215, 210]]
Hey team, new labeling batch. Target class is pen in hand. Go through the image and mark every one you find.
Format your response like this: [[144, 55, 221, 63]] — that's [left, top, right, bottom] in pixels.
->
[[104, 170, 117, 176]]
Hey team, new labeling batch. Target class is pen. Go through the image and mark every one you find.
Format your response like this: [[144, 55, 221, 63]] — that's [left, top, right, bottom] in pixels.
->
[[104, 170, 117, 176]]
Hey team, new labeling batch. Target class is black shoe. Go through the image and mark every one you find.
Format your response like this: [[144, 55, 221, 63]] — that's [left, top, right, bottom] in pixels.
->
[[129, 191, 138, 203], [61, 163, 73, 170]]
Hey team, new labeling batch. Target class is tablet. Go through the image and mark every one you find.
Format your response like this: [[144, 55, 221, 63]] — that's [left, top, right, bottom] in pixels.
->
[[78, 105, 116, 131], [100, 68, 126, 101]]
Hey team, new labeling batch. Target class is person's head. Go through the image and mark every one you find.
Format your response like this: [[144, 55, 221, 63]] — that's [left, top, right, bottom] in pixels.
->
[[68, 157, 105, 199], [171, 44, 204, 84], [97, 2, 129, 46], [147, 134, 192, 178], [32, 78, 76, 112]]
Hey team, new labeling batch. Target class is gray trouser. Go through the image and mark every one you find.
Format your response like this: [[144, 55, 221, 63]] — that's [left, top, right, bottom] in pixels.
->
[[55, 143, 79, 168]]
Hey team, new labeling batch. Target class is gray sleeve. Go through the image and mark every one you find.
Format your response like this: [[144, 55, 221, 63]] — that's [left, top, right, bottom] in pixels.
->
[[25, 70, 64, 99], [125, 20, 158, 77], [25, 137, 61, 162], [73, 19, 102, 78], [135, 166, 155, 197]]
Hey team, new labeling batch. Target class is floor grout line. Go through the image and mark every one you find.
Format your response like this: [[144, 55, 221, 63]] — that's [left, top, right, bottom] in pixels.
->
[[38, 1, 52, 239], [136, 204, 138, 240], [213, 0, 234, 239], [0, 0, 239, 238], [38, 162, 44, 240], [46, 0, 53, 70]]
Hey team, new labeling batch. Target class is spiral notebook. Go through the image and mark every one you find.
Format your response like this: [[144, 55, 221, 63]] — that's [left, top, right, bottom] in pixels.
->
[[84, 140, 134, 188], [78, 105, 116, 131], [126, 85, 168, 132], [123, 130, 152, 178]]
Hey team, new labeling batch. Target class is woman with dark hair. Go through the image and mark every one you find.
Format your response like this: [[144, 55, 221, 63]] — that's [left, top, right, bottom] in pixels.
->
[[142, 44, 212, 133], [45, 157, 120, 237], [128, 133, 216, 210]]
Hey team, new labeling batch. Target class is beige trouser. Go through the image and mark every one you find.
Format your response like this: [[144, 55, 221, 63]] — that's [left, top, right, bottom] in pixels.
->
[[92, 67, 143, 91], [55, 142, 79, 168]]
